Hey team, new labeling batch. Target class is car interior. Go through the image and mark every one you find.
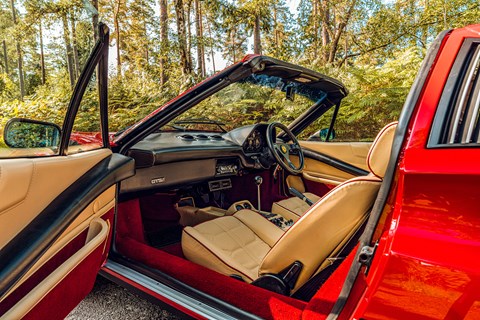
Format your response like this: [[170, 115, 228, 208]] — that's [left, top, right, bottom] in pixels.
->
[[113, 115, 398, 318]]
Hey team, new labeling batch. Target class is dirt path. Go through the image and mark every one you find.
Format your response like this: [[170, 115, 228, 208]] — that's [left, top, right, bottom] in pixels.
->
[[66, 276, 181, 320]]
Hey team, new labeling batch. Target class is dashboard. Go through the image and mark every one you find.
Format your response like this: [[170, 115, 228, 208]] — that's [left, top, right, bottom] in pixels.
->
[[120, 124, 274, 193]]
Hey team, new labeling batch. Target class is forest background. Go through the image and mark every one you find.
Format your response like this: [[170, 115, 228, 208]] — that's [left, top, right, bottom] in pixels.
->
[[0, 0, 480, 142]]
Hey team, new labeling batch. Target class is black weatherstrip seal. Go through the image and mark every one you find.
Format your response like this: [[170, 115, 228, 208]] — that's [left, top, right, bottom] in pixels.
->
[[302, 148, 369, 177], [326, 29, 452, 320], [0, 153, 135, 299]]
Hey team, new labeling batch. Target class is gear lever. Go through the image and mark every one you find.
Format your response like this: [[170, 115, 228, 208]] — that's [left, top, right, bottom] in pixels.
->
[[255, 176, 263, 211]]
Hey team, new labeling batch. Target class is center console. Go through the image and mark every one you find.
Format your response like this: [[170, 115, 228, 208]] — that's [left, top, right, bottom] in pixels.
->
[[227, 200, 294, 230], [257, 212, 294, 231], [175, 199, 294, 231]]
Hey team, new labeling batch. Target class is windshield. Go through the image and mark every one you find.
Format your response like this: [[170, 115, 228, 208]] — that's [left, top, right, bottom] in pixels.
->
[[161, 74, 327, 133]]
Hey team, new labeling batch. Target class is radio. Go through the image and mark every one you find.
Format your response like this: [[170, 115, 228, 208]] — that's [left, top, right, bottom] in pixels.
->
[[215, 159, 239, 176]]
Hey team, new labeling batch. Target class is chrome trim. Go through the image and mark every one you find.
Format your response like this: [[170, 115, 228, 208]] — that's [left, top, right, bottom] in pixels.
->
[[104, 261, 239, 320]]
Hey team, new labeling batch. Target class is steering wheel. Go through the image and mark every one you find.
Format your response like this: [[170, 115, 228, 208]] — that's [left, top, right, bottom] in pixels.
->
[[266, 122, 304, 175]]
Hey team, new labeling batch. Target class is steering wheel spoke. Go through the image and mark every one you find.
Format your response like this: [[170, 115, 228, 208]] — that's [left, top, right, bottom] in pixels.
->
[[266, 122, 304, 175], [289, 143, 301, 154]]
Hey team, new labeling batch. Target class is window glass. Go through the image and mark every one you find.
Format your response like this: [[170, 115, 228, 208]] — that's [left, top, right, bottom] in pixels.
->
[[0, 9, 100, 158], [67, 73, 103, 154]]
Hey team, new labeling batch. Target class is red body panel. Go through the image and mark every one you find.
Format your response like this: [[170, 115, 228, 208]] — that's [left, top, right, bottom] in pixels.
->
[[348, 25, 480, 320]]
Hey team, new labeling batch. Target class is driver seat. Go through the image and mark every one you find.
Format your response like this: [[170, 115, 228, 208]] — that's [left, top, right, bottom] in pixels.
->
[[181, 122, 397, 293]]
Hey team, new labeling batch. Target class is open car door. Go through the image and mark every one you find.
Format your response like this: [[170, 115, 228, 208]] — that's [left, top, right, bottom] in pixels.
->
[[0, 25, 134, 320]]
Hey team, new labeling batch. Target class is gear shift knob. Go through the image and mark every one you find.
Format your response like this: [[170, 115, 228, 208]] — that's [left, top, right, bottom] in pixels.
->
[[255, 176, 263, 211]]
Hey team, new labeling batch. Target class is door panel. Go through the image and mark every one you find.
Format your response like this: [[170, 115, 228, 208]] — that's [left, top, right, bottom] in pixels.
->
[[302, 157, 356, 185], [0, 148, 112, 249], [0, 153, 134, 319], [4, 186, 115, 296], [284, 142, 370, 197], [299, 141, 371, 171], [1, 218, 109, 320]]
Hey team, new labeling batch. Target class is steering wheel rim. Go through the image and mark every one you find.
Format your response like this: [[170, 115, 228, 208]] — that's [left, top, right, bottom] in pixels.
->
[[266, 122, 304, 175]]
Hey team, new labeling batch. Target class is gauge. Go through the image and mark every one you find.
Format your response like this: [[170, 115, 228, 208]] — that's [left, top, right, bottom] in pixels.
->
[[245, 130, 263, 152]]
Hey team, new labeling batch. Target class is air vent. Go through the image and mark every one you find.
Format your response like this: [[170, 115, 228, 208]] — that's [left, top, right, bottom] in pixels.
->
[[195, 134, 209, 140], [177, 134, 195, 141], [209, 135, 224, 141]]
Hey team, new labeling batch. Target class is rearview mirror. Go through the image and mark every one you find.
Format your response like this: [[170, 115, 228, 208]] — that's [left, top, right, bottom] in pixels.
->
[[286, 86, 295, 101], [4, 118, 61, 148]]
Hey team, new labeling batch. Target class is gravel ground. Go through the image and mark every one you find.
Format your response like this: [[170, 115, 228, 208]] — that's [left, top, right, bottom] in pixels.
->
[[66, 276, 182, 320]]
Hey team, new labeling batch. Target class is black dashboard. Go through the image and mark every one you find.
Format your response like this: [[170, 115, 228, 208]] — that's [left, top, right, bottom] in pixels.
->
[[120, 124, 274, 193]]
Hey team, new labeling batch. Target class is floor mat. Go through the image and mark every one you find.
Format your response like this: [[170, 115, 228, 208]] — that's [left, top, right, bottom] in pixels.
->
[[147, 224, 183, 248], [160, 243, 184, 258]]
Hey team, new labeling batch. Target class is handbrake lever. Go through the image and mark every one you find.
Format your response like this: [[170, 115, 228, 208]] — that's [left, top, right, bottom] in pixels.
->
[[289, 187, 314, 206]]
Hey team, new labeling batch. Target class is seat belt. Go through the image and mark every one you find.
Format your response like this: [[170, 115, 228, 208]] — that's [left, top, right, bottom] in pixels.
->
[[289, 187, 314, 206]]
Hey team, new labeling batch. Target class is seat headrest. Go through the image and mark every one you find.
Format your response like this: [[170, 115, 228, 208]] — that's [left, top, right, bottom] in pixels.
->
[[367, 122, 398, 178]]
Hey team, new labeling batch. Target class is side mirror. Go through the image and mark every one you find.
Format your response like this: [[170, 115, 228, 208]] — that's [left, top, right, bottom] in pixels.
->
[[308, 128, 336, 142], [4, 118, 61, 148]]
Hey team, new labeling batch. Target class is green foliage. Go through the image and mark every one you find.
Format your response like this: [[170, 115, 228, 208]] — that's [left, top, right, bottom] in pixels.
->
[[317, 47, 423, 141], [0, 0, 479, 144]]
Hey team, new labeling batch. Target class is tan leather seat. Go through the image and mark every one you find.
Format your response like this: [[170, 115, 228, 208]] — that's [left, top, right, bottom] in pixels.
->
[[182, 122, 397, 292], [271, 192, 321, 221]]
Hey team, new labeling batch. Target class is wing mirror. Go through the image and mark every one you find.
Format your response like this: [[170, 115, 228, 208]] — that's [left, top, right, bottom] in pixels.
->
[[3, 118, 61, 148]]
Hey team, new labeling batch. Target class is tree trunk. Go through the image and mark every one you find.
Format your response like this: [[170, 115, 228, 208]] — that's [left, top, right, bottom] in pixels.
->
[[144, 20, 149, 66], [195, 0, 205, 77], [206, 12, 215, 73], [313, 0, 318, 56], [92, 0, 99, 40], [39, 20, 46, 84], [159, 0, 168, 85], [62, 13, 75, 88], [70, 9, 80, 79], [321, 0, 331, 63], [253, 13, 261, 54], [2, 40, 8, 75], [174, 0, 192, 75], [328, 0, 355, 64], [10, 0, 25, 99], [114, 0, 122, 77], [273, 6, 278, 49], [420, 0, 428, 49], [231, 28, 236, 63], [186, 0, 193, 71]]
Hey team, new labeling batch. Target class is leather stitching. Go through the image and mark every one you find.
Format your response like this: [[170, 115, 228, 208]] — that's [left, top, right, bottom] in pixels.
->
[[183, 228, 255, 281]]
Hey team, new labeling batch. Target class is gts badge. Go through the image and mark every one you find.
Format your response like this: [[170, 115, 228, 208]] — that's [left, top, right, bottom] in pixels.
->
[[151, 177, 166, 184]]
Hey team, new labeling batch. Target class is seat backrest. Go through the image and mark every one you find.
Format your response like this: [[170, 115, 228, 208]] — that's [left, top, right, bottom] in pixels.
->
[[259, 122, 398, 291]]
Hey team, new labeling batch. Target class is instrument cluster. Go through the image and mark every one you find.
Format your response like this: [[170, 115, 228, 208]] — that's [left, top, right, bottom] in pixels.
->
[[244, 129, 265, 153]]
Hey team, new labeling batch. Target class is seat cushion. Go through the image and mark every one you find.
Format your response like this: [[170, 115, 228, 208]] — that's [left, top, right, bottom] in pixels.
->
[[182, 215, 272, 282], [271, 192, 321, 220]]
